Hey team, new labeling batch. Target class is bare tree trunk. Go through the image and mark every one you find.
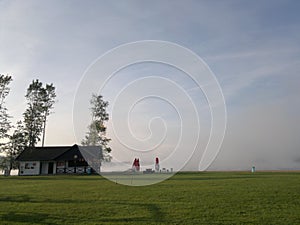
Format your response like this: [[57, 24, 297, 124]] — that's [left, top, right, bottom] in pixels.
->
[[42, 116, 46, 147]]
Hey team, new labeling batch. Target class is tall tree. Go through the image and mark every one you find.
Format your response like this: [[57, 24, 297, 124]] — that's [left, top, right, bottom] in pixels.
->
[[82, 94, 112, 161], [24, 80, 44, 147], [23, 79, 56, 147], [4, 121, 28, 174], [0, 74, 13, 143], [41, 84, 56, 147], [0, 74, 12, 174]]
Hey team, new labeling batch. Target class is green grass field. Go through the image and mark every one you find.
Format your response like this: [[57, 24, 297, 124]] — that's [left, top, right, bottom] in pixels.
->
[[1, 172, 300, 224]]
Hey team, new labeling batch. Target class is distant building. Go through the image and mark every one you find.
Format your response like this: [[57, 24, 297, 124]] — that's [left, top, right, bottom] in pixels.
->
[[16, 144, 102, 176]]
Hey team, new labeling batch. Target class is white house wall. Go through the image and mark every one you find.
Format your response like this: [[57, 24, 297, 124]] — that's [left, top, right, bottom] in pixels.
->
[[19, 161, 40, 175], [53, 162, 57, 174], [41, 162, 48, 174]]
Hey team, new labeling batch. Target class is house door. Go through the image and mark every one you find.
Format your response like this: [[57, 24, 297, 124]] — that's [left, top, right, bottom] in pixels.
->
[[48, 162, 54, 174]]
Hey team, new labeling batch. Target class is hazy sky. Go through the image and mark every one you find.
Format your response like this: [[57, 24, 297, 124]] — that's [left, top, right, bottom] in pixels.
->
[[1, 0, 300, 171]]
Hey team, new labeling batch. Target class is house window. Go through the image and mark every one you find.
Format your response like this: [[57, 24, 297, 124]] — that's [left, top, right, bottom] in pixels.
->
[[68, 158, 88, 167], [25, 162, 35, 169], [57, 161, 65, 167]]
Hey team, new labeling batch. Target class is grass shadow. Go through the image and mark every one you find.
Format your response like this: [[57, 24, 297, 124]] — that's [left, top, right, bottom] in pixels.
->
[[0, 212, 59, 225], [0, 196, 166, 223], [0, 194, 88, 204]]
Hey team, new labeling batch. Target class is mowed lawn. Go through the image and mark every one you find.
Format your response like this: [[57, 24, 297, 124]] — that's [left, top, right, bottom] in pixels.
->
[[1, 172, 300, 224]]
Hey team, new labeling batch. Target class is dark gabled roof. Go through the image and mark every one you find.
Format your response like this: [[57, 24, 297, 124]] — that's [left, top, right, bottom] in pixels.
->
[[78, 146, 103, 159], [55, 145, 83, 161], [16, 146, 73, 161], [55, 145, 103, 161], [16, 144, 103, 162]]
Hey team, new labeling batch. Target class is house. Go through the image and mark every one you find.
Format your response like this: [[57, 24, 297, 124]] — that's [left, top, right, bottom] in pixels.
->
[[16, 144, 102, 176]]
